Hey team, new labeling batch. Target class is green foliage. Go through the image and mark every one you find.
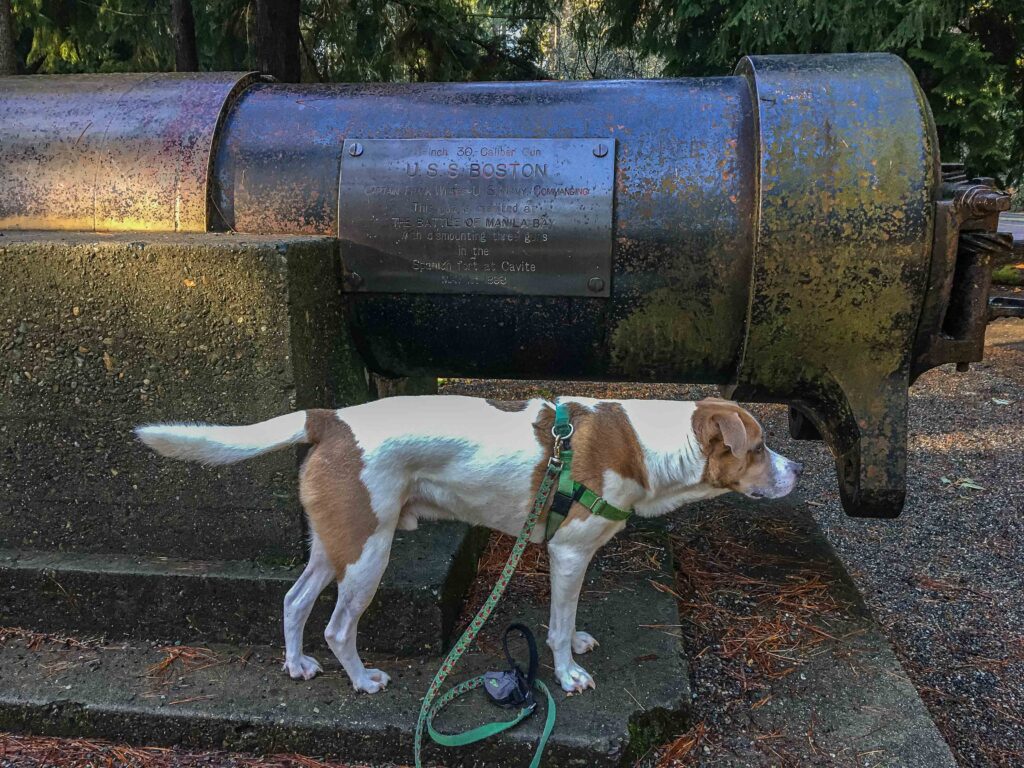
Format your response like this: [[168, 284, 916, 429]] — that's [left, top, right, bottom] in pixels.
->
[[191, 1, 251, 72], [301, 0, 554, 82], [10, 0, 555, 81], [598, 0, 1024, 184], [601, 0, 964, 73], [907, 32, 1012, 175], [14, 0, 172, 72], [545, 0, 663, 79]]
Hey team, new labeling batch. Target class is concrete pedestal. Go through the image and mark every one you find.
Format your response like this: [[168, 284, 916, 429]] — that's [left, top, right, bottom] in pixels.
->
[[0, 232, 478, 654]]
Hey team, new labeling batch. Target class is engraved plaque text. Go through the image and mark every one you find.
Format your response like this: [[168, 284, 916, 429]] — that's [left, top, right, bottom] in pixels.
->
[[338, 138, 614, 296]]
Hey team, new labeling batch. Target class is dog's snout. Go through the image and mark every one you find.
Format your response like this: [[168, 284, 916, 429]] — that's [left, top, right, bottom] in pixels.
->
[[791, 461, 804, 477]]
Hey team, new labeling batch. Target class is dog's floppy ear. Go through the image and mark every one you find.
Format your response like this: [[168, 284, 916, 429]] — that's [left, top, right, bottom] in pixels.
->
[[692, 399, 757, 460], [712, 411, 749, 457]]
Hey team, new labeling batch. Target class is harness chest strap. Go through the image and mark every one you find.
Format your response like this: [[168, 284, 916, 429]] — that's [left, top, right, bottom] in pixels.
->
[[545, 403, 633, 541]]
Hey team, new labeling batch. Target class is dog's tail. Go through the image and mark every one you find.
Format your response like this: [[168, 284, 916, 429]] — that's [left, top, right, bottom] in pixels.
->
[[135, 411, 311, 466]]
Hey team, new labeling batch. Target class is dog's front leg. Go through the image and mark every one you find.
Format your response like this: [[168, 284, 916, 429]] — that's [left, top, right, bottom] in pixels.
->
[[547, 517, 623, 694]]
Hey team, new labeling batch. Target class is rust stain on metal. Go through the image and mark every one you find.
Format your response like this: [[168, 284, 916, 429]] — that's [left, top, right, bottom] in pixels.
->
[[0, 72, 258, 233]]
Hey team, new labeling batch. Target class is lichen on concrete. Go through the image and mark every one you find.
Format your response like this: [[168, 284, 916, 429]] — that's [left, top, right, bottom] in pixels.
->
[[0, 232, 363, 561]]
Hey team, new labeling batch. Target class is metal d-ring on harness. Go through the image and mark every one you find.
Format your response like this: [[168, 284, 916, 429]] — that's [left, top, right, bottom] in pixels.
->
[[413, 403, 633, 768]]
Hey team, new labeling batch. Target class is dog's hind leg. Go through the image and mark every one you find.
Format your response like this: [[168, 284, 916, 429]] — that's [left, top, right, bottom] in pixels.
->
[[324, 524, 396, 693], [282, 533, 335, 680], [297, 412, 399, 692]]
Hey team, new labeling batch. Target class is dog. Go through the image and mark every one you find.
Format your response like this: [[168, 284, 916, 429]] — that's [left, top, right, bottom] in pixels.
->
[[136, 395, 802, 695]]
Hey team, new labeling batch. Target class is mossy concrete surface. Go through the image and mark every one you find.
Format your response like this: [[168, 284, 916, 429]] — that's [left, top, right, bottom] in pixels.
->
[[0, 508, 958, 766], [0, 231, 368, 561], [0, 527, 690, 767]]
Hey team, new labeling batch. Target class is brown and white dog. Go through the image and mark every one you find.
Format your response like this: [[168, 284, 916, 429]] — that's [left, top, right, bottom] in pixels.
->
[[136, 396, 801, 695]]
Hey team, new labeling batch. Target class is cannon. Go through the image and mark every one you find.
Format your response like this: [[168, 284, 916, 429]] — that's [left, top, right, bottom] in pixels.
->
[[0, 54, 1015, 518]]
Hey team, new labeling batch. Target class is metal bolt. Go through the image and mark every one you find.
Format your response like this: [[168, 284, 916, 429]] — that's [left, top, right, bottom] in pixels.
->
[[588, 277, 605, 293], [957, 185, 1010, 216], [349, 142, 364, 157], [346, 272, 364, 288], [593, 143, 609, 158], [971, 190, 1010, 214]]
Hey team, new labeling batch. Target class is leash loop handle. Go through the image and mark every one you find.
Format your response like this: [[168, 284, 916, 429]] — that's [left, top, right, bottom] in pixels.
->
[[426, 677, 556, 768], [426, 675, 533, 747], [502, 622, 539, 687]]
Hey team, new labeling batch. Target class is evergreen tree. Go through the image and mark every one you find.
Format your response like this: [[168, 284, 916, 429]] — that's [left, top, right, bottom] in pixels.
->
[[597, 0, 1023, 183], [0, 0, 16, 74]]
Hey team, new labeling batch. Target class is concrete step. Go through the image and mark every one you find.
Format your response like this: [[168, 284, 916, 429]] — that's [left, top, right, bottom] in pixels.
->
[[0, 523, 488, 656], [0, 526, 689, 767]]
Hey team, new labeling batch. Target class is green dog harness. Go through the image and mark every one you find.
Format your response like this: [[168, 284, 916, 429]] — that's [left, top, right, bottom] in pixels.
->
[[545, 402, 633, 540]]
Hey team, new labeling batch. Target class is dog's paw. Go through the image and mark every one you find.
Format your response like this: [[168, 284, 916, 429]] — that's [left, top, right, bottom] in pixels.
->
[[556, 661, 596, 694], [572, 631, 599, 654], [352, 668, 391, 694], [282, 655, 322, 681]]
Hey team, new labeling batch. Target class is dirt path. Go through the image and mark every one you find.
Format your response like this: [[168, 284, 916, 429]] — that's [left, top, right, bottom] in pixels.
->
[[811, 318, 1024, 767]]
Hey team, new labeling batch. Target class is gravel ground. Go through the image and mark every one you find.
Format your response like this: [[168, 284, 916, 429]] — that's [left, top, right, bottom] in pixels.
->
[[812, 316, 1024, 768], [444, 313, 1024, 767], [0, 734, 363, 768]]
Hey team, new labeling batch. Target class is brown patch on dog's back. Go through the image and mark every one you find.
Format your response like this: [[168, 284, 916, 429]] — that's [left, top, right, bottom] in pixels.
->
[[530, 401, 647, 528], [572, 403, 648, 493], [304, 408, 339, 443], [486, 398, 530, 412], [692, 398, 766, 490], [299, 409, 377, 580]]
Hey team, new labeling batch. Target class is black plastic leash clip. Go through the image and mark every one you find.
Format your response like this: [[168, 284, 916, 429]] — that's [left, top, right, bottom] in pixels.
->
[[483, 623, 538, 709]]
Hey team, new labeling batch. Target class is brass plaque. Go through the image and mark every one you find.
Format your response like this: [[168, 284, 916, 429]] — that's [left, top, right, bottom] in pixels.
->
[[338, 138, 614, 296]]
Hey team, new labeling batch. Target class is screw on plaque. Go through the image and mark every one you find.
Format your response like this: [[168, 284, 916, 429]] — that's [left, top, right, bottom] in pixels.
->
[[347, 272, 364, 288], [593, 144, 609, 158], [349, 143, 364, 157], [588, 277, 605, 292]]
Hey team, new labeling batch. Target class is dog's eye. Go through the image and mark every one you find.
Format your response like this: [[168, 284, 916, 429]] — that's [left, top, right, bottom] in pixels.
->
[[754, 444, 765, 454]]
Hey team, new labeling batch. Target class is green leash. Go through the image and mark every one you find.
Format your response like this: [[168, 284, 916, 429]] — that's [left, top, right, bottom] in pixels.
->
[[413, 430, 563, 768], [413, 402, 633, 767]]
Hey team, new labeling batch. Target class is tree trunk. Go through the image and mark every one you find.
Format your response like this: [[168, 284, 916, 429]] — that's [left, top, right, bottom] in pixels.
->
[[171, 0, 199, 72], [0, 0, 17, 76], [255, 0, 301, 82]]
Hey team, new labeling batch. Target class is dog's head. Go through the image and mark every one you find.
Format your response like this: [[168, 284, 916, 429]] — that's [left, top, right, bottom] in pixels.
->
[[692, 398, 802, 500]]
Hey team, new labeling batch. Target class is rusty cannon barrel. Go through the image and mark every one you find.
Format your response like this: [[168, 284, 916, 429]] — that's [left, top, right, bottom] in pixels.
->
[[0, 54, 1013, 518]]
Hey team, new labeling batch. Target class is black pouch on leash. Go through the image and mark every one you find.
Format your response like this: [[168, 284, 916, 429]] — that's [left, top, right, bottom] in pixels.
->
[[483, 623, 538, 709]]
